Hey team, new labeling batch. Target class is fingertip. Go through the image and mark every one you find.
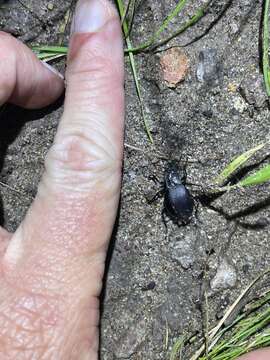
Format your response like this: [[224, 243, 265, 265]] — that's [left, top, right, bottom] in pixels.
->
[[18, 59, 65, 109], [71, 0, 118, 35], [0, 33, 65, 108], [238, 349, 270, 360]]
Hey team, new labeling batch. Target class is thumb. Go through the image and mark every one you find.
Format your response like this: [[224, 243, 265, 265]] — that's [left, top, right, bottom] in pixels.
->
[[3, 0, 124, 298]]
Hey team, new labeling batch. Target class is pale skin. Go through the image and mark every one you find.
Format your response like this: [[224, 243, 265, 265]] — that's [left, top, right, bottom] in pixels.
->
[[0, 0, 267, 359]]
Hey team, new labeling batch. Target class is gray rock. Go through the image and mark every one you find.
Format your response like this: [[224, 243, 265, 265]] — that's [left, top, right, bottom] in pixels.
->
[[210, 258, 237, 291], [169, 230, 207, 270], [233, 96, 248, 113], [113, 316, 149, 358], [197, 49, 223, 87], [169, 234, 196, 269], [239, 74, 268, 109], [155, 295, 193, 332], [155, 273, 200, 332]]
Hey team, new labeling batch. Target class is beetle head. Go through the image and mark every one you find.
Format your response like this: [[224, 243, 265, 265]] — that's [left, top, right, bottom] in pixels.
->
[[164, 162, 182, 187]]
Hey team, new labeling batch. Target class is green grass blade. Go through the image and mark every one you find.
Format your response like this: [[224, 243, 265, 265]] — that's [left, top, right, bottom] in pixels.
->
[[125, 0, 188, 52], [170, 336, 185, 360], [196, 290, 270, 359], [126, 0, 211, 53], [116, 0, 153, 142], [127, 0, 137, 34], [214, 143, 266, 185], [236, 164, 270, 187], [32, 45, 68, 61], [263, 0, 270, 96], [150, 0, 212, 51], [152, 0, 188, 39], [120, 0, 132, 26], [190, 269, 270, 360], [32, 45, 68, 54], [121, 0, 137, 35]]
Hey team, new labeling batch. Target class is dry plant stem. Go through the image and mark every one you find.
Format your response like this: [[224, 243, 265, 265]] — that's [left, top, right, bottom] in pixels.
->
[[0, 181, 26, 196], [204, 291, 209, 358], [164, 319, 169, 351], [190, 268, 270, 360]]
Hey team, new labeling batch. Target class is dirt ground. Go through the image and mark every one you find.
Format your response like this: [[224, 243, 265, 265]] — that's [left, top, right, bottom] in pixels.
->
[[1, 0, 270, 359]]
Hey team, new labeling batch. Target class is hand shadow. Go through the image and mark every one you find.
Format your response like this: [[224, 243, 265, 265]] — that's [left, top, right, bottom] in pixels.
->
[[0, 94, 64, 226]]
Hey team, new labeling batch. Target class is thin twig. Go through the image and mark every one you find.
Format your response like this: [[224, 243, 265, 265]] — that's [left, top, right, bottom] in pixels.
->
[[0, 181, 25, 196]]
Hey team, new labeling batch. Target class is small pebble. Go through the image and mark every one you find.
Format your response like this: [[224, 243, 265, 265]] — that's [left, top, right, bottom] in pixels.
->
[[160, 47, 189, 88], [239, 74, 268, 109], [141, 281, 156, 291], [47, 3, 54, 10], [233, 96, 247, 113], [210, 258, 237, 291], [170, 234, 196, 269], [227, 83, 237, 92]]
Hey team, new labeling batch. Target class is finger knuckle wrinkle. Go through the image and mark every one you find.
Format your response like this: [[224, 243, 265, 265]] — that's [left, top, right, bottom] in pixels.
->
[[46, 133, 115, 177]]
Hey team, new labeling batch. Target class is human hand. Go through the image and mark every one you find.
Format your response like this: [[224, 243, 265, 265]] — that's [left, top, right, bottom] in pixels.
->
[[0, 0, 269, 359], [0, 0, 123, 358]]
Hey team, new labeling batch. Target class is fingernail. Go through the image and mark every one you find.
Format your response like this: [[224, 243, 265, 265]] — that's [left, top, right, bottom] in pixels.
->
[[71, 0, 116, 34], [42, 61, 64, 80]]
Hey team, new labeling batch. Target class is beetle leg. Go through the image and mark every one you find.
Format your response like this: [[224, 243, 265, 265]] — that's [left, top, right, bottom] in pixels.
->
[[149, 174, 163, 185], [182, 164, 188, 183], [147, 188, 164, 204], [193, 199, 203, 226], [194, 198, 199, 215], [161, 208, 169, 230], [178, 157, 190, 183], [185, 182, 204, 190], [162, 209, 172, 240]]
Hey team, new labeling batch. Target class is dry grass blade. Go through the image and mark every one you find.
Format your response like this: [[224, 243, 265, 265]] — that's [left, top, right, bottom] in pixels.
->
[[190, 268, 270, 360], [0, 181, 27, 196]]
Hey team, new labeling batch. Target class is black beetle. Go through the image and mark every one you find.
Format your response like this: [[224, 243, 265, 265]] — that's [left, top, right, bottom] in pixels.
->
[[162, 162, 194, 226]]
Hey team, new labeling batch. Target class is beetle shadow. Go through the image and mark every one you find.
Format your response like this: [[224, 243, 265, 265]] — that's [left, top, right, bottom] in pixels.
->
[[161, 130, 186, 161], [197, 183, 270, 230], [0, 95, 64, 226], [200, 192, 270, 230]]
